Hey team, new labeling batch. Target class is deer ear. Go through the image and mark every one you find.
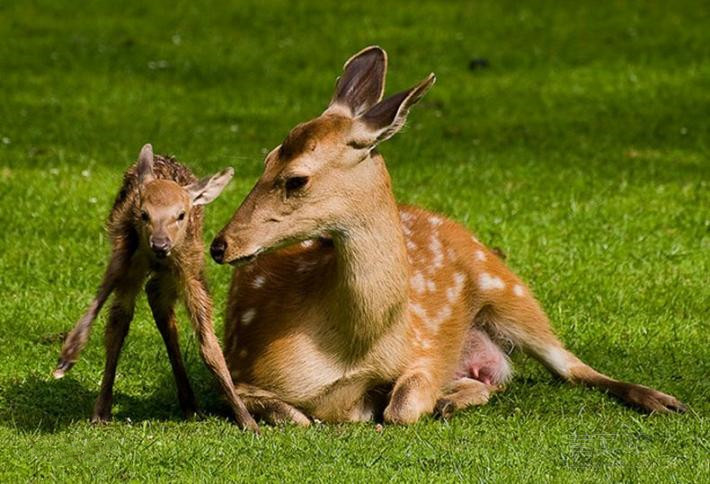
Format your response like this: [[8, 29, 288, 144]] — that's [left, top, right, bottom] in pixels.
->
[[357, 73, 435, 145], [137, 144, 155, 184], [186, 167, 234, 206], [327, 46, 388, 117]]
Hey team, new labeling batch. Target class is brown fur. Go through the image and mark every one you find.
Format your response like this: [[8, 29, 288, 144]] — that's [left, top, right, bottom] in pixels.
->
[[53, 145, 258, 432], [211, 47, 685, 425]]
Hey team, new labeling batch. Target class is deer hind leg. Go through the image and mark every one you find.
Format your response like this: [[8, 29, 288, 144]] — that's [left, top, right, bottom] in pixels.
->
[[146, 275, 197, 419], [481, 292, 686, 414], [54, 246, 133, 378], [235, 383, 311, 426], [91, 275, 143, 423], [434, 377, 501, 419]]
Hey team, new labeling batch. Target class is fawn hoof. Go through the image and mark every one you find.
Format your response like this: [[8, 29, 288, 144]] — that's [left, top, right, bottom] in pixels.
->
[[179, 397, 198, 420], [182, 407, 198, 420], [52, 358, 75, 379], [242, 418, 260, 434], [90, 413, 112, 425], [235, 411, 260, 434]]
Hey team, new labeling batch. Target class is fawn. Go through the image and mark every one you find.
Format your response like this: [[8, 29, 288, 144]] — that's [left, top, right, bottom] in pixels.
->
[[53, 144, 258, 432], [209, 47, 685, 425]]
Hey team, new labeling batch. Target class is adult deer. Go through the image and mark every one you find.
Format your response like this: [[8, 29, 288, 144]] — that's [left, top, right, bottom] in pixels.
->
[[210, 47, 685, 425]]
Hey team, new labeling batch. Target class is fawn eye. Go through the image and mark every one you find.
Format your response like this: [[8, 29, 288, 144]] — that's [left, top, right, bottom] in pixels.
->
[[141, 211, 150, 222], [285, 176, 309, 194], [177, 211, 185, 222]]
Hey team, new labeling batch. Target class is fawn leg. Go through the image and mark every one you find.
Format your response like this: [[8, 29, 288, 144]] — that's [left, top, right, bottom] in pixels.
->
[[91, 278, 142, 423], [146, 275, 197, 418], [183, 276, 259, 433], [54, 246, 133, 378]]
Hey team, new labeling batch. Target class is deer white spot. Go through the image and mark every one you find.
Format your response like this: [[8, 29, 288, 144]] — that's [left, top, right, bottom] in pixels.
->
[[400, 211, 414, 224], [454, 271, 466, 286], [426, 279, 437, 292], [252, 275, 266, 289], [425, 305, 452, 332], [406, 240, 417, 251], [238, 349, 248, 358], [409, 302, 427, 320], [240, 308, 256, 326], [445, 287, 457, 303], [513, 284, 525, 297], [446, 272, 466, 303], [402, 224, 412, 236], [429, 235, 444, 270], [447, 247, 456, 260], [411, 326, 430, 349], [479, 272, 505, 291], [429, 215, 443, 227], [476, 250, 487, 262], [410, 272, 425, 295]]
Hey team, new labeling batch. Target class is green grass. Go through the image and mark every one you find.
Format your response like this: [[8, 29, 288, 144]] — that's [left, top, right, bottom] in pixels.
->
[[1, 0, 708, 481]]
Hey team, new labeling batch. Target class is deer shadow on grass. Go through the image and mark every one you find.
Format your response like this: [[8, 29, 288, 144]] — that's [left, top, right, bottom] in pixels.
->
[[0, 369, 232, 434]]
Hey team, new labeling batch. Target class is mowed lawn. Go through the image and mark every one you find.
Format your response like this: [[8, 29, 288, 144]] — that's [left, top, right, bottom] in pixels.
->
[[0, 0, 708, 481]]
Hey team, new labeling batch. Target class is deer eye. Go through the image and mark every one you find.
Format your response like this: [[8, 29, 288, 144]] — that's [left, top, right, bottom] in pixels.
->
[[141, 211, 150, 222], [285, 176, 309, 194], [177, 211, 185, 222]]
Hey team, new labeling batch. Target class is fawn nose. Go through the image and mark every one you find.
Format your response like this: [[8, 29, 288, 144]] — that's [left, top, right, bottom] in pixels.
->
[[211, 237, 227, 264], [150, 237, 170, 257]]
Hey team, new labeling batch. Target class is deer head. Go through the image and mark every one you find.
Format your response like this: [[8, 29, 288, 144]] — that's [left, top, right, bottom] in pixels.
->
[[211, 46, 435, 264], [135, 144, 234, 257]]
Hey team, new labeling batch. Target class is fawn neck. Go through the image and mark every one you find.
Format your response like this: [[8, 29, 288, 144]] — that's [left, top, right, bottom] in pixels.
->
[[325, 153, 410, 359]]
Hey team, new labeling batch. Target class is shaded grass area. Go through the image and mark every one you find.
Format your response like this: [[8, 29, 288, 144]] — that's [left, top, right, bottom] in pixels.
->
[[0, 0, 708, 481]]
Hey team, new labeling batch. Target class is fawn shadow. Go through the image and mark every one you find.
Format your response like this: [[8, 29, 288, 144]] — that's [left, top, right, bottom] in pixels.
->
[[0, 369, 232, 434]]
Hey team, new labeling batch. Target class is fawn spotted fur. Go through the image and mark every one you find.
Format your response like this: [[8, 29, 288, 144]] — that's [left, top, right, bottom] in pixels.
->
[[53, 145, 258, 432]]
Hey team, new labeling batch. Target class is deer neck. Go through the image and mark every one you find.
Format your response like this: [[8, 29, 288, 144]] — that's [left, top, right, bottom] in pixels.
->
[[327, 154, 410, 359]]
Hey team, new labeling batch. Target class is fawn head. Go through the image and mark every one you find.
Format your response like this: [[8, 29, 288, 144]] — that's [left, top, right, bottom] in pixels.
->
[[211, 46, 435, 264], [135, 144, 234, 257]]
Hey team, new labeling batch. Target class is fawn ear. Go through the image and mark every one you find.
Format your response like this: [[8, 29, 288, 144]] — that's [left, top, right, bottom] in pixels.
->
[[186, 167, 234, 206], [137, 143, 155, 184], [357, 73, 435, 146], [327, 46, 388, 117]]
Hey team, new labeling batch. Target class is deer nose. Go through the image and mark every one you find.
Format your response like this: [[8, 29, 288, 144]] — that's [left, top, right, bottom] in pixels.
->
[[211, 237, 227, 264], [150, 237, 170, 257]]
